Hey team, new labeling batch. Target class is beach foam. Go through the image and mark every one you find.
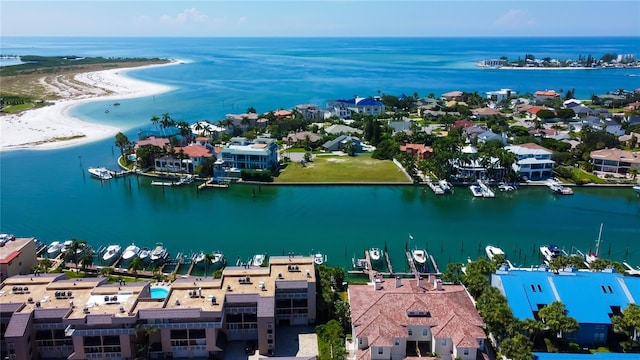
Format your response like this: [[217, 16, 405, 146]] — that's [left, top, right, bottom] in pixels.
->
[[0, 61, 180, 151]]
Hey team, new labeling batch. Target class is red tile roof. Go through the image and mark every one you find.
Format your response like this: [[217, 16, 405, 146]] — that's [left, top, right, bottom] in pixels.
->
[[175, 145, 213, 158], [535, 90, 560, 97], [527, 106, 546, 114], [136, 137, 170, 148], [0, 251, 20, 264], [452, 120, 473, 129], [349, 278, 485, 352]]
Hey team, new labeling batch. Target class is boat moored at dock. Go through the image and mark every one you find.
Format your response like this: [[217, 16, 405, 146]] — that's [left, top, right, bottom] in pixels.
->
[[540, 244, 562, 264], [369, 247, 383, 263], [102, 244, 122, 263], [121, 243, 141, 263], [313, 253, 326, 265], [485, 245, 505, 260], [252, 253, 266, 267], [88, 167, 113, 180], [411, 249, 427, 265], [138, 247, 150, 262], [150, 243, 169, 263], [46, 241, 64, 257], [547, 179, 573, 195], [634, 185, 640, 194]]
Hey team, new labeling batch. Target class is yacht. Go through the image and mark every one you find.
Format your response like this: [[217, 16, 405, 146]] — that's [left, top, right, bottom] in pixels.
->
[[369, 248, 383, 263], [540, 244, 562, 264], [547, 179, 573, 195], [633, 185, 640, 194], [313, 253, 326, 265], [252, 253, 266, 267], [88, 167, 113, 180], [138, 247, 151, 262], [485, 245, 505, 260], [478, 180, 495, 198], [47, 241, 64, 256], [61, 240, 73, 254], [586, 223, 604, 265], [121, 243, 141, 262], [412, 249, 427, 265], [211, 251, 225, 269], [150, 243, 168, 262], [102, 245, 122, 263]]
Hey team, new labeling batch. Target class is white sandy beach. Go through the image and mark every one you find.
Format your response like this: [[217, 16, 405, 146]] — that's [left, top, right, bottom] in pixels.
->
[[0, 61, 180, 151]]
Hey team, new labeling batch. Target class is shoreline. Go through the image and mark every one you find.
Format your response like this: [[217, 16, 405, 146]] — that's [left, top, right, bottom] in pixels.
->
[[0, 60, 183, 151]]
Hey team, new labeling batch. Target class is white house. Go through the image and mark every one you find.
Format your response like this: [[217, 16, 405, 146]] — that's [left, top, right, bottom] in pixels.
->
[[486, 88, 516, 104], [505, 143, 555, 180], [327, 97, 385, 117]]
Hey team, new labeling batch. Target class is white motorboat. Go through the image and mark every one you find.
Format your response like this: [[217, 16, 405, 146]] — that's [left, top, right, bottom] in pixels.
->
[[547, 179, 573, 195], [540, 244, 562, 264], [150, 243, 168, 262], [121, 243, 141, 262], [138, 247, 151, 262], [498, 183, 516, 192], [478, 180, 495, 198], [88, 167, 113, 180], [313, 253, 325, 265], [438, 180, 452, 193], [369, 248, 383, 263], [252, 253, 266, 267], [412, 249, 427, 265], [47, 241, 64, 256], [211, 251, 225, 268], [469, 185, 484, 197], [633, 185, 640, 194], [102, 244, 121, 263], [194, 251, 206, 266], [485, 245, 505, 260]]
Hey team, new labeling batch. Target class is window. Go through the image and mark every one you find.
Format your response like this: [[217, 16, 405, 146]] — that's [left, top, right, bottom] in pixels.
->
[[408, 329, 413, 336], [377, 348, 383, 355], [395, 339, 400, 346], [422, 328, 428, 336], [441, 339, 447, 346], [463, 349, 469, 355]]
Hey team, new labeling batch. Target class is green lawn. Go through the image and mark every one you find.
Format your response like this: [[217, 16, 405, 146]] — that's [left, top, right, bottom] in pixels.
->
[[3, 103, 35, 113], [275, 155, 411, 183]]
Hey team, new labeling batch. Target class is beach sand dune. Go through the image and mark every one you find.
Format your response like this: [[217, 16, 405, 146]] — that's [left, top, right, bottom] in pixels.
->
[[1, 61, 178, 151]]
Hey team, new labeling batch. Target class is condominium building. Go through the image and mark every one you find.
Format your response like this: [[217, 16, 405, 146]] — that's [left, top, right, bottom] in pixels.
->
[[0, 237, 38, 282], [1, 256, 316, 360]]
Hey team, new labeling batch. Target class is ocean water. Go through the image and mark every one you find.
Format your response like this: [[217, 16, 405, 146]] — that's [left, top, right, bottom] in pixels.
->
[[1, 37, 639, 270]]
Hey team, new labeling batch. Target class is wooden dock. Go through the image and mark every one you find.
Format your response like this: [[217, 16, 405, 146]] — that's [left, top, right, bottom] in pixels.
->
[[384, 251, 393, 274], [426, 181, 444, 195], [198, 179, 229, 190], [405, 251, 419, 278]]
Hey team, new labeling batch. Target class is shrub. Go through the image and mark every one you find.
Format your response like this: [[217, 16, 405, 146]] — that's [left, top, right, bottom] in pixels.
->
[[240, 169, 273, 182]]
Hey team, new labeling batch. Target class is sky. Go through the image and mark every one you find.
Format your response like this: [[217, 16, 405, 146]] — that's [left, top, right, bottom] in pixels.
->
[[1, 0, 639, 37]]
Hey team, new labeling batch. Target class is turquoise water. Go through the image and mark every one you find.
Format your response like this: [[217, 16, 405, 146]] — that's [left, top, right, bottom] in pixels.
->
[[1, 37, 639, 270], [150, 287, 169, 299]]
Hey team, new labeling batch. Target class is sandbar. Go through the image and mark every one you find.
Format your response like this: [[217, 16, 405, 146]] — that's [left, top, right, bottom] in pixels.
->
[[0, 60, 181, 151]]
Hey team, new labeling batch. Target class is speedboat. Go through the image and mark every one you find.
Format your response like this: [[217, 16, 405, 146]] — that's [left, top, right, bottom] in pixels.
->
[[102, 244, 121, 263], [634, 185, 640, 194], [438, 180, 452, 193], [498, 183, 516, 192], [478, 180, 495, 198], [485, 245, 505, 260], [211, 251, 225, 269], [121, 243, 141, 262], [47, 241, 64, 256], [469, 185, 484, 197], [540, 244, 562, 264], [138, 247, 151, 262], [412, 249, 427, 265], [88, 167, 113, 180], [369, 248, 383, 263], [150, 243, 168, 262], [252, 253, 266, 267], [547, 179, 573, 195], [313, 253, 325, 265], [194, 251, 206, 266]]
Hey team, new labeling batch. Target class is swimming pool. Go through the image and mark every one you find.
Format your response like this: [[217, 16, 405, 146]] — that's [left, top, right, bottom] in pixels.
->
[[150, 287, 169, 299]]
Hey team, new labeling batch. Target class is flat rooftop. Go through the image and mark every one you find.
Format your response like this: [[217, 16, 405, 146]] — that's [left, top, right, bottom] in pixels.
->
[[0, 237, 35, 261]]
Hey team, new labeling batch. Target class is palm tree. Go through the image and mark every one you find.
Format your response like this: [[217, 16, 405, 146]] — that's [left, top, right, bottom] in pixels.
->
[[65, 239, 87, 272], [39, 258, 52, 273], [80, 252, 94, 274], [115, 132, 130, 159], [128, 257, 144, 281], [161, 113, 173, 128], [204, 253, 215, 277], [135, 325, 159, 360], [150, 115, 160, 129], [240, 116, 251, 132], [219, 118, 234, 134]]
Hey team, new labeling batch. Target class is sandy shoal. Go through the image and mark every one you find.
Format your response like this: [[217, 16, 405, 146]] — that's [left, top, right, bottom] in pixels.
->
[[0, 61, 181, 151]]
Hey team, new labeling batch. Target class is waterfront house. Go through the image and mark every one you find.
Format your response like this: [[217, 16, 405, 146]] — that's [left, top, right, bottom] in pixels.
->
[[590, 148, 640, 175], [153, 145, 213, 174], [219, 137, 279, 174], [1, 256, 318, 360], [485, 88, 516, 104], [535, 90, 561, 102], [441, 90, 463, 101], [294, 104, 328, 120], [491, 267, 640, 346], [135, 136, 170, 150], [451, 144, 503, 180], [504, 143, 555, 180], [322, 135, 362, 153], [399, 143, 433, 160], [327, 97, 385, 117], [349, 276, 488, 360]]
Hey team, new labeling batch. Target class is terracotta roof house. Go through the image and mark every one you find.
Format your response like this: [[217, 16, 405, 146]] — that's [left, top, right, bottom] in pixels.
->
[[399, 144, 433, 160], [349, 276, 487, 360], [590, 148, 640, 174], [273, 109, 293, 118], [441, 91, 463, 100], [534, 90, 561, 101], [451, 120, 473, 129], [135, 136, 170, 150], [155, 144, 214, 173], [471, 107, 501, 117], [624, 101, 640, 112], [282, 131, 321, 145]]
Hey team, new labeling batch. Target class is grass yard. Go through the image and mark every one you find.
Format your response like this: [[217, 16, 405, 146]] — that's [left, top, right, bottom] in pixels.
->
[[275, 155, 411, 183]]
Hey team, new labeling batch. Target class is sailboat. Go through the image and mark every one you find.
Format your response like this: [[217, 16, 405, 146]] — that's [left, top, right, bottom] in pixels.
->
[[586, 223, 603, 265]]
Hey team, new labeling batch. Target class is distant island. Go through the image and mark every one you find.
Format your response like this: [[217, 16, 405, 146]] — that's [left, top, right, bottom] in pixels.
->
[[478, 52, 639, 69]]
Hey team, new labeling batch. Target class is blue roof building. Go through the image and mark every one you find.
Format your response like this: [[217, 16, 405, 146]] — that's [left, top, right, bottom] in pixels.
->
[[492, 267, 640, 346], [327, 97, 385, 117]]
